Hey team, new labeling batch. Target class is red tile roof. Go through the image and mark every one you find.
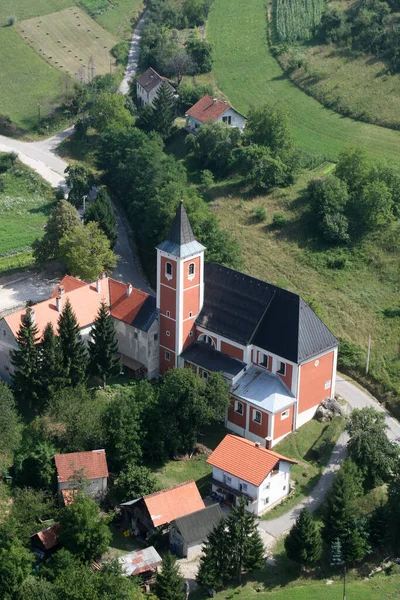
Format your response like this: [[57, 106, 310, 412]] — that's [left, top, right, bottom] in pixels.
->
[[50, 275, 86, 298], [54, 450, 109, 484], [207, 434, 297, 487], [143, 481, 205, 527], [32, 523, 61, 550], [109, 279, 149, 324], [186, 95, 231, 123]]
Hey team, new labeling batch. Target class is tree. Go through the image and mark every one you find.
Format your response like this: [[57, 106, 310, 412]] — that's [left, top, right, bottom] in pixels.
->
[[168, 51, 194, 84], [244, 103, 296, 163], [203, 372, 231, 422], [197, 519, 231, 589], [113, 462, 158, 503], [284, 507, 322, 567], [19, 576, 56, 600], [88, 301, 120, 387], [346, 407, 398, 489], [32, 200, 82, 265], [330, 537, 344, 569], [90, 92, 135, 133], [85, 188, 117, 249], [0, 382, 21, 464], [307, 175, 350, 244], [10, 308, 40, 410], [226, 497, 264, 583], [57, 299, 88, 387], [235, 144, 289, 189], [0, 541, 34, 599], [186, 121, 241, 175], [343, 520, 371, 563], [154, 552, 185, 600], [356, 180, 393, 231], [65, 165, 95, 208], [59, 493, 112, 563], [14, 440, 57, 490], [151, 81, 176, 139], [387, 471, 400, 554], [59, 221, 117, 281], [36, 322, 65, 411], [369, 503, 389, 549], [185, 36, 213, 73], [335, 147, 370, 196], [2, 487, 57, 545], [136, 103, 155, 133]]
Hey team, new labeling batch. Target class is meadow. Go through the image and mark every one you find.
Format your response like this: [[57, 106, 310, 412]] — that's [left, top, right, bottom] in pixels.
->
[[0, 0, 74, 24], [207, 0, 400, 163], [96, 0, 144, 38], [16, 7, 117, 81]]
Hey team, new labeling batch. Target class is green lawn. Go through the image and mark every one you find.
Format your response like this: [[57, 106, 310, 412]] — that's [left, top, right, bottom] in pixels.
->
[[96, 0, 144, 39], [207, 0, 400, 163], [0, 0, 74, 24]]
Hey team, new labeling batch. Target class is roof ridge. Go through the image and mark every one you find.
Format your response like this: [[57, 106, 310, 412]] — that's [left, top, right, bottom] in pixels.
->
[[224, 434, 296, 462], [108, 277, 148, 297], [143, 479, 195, 500]]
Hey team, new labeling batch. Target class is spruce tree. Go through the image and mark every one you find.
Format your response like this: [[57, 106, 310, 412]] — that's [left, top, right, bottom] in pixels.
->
[[57, 299, 87, 387], [369, 503, 389, 549], [197, 519, 230, 589], [343, 521, 371, 564], [88, 301, 120, 387], [330, 537, 344, 569], [284, 507, 323, 568], [10, 308, 40, 410], [323, 460, 363, 542], [85, 188, 117, 249], [36, 322, 65, 411], [151, 81, 176, 139], [226, 497, 264, 583], [154, 552, 185, 600]]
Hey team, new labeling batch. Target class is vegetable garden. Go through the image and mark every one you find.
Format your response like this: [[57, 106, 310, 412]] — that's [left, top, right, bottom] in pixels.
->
[[275, 0, 326, 42]]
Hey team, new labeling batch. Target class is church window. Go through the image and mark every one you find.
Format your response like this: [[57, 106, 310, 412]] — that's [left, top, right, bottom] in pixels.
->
[[281, 409, 289, 420], [188, 262, 195, 280], [259, 354, 269, 368], [189, 311, 193, 317], [198, 334, 215, 347], [235, 401, 243, 415], [166, 330, 171, 337], [166, 310, 170, 317], [253, 410, 262, 424], [277, 362, 286, 376], [165, 351, 171, 361], [202, 370, 209, 380], [165, 262, 173, 280], [189, 331, 193, 337]]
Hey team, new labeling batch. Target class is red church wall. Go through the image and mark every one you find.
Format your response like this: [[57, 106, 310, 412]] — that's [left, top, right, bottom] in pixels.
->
[[220, 341, 244, 361], [160, 256, 177, 287], [298, 351, 335, 414], [182, 320, 196, 351], [183, 256, 201, 289], [277, 363, 293, 390], [273, 406, 294, 440], [248, 408, 269, 439], [160, 348, 175, 374], [183, 286, 200, 317], [160, 318, 176, 350], [160, 286, 176, 320], [227, 398, 246, 429]]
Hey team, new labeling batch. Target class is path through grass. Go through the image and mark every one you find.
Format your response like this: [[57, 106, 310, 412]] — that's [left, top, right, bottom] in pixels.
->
[[207, 0, 400, 162]]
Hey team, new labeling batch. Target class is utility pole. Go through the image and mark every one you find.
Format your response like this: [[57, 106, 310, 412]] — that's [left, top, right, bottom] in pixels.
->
[[37, 102, 41, 124], [343, 565, 347, 600], [366, 334, 371, 375]]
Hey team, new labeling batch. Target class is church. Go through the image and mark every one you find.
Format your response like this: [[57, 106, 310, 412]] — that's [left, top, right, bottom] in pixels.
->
[[156, 201, 339, 448]]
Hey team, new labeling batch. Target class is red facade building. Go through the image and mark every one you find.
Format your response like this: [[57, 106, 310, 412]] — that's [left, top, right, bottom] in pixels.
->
[[156, 202, 339, 447]]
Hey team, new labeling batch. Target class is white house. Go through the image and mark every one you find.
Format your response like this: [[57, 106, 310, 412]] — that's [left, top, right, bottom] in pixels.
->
[[169, 503, 223, 559], [207, 434, 297, 516], [185, 95, 246, 133], [136, 67, 175, 107], [54, 449, 109, 503]]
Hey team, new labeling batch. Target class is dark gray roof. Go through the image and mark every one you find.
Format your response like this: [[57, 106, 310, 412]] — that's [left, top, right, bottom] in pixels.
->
[[181, 341, 246, 377], [173, 504, 223, 544], [137, 67, 164, 92], [131, 296, 159, 332], [197, 264, 338, 363], [156, 201, 205, 258]]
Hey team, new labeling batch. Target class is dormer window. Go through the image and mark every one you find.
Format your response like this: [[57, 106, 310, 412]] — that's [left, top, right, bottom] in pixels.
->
[[198, 334, 215, 348], [165, 262, 173, 280], [188, 262, 195, 280]]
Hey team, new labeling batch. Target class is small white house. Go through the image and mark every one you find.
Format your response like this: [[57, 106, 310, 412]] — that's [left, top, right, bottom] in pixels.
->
[[54, 449, 109, 503], [185, 95, 246, 133], [207, 434, 296, 516], [136, 67, 175, 107], [169, 503, 223, 559]]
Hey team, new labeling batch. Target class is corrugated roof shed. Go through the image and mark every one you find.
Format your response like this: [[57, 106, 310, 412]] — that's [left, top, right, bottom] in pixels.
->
[[119, 546, 162, 576]]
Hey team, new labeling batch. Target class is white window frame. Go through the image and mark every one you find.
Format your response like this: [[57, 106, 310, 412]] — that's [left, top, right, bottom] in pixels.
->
[[202, 370, 209, 380], [264, 497, 269, 505], [166, 330, 170, 337], [188, 262, 195, 280], [165, 351, 171, 362], [259, 353, 269, 368], [235, 401, 244, 415], [281, 409, 290, 420], [253, 409, 262, 424], [189, 331, 193, 337], [166, 310, 171, 318], [225, 475, 232, 484], [277, 361, 286, 376], [242, 483, 247, 491], [198, 334, 215, 348], [165, 261, 173, 281], [324, 380, 331, 390]]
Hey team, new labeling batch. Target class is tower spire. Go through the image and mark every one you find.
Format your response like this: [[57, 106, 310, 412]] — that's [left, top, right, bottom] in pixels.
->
[[156, 200, 205, 258]]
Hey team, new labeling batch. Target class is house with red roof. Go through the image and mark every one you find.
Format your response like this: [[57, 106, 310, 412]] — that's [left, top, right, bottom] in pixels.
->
[[185, 94, 246, 133], [54, 449, 109, 501], [207, 434, 297, 516], [31, 523, 61, 559], [0, 274, 159, 382]]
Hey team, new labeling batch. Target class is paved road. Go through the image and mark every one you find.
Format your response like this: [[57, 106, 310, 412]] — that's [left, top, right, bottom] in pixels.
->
[[118, 12, 147, 95], [259, 375, 400, 543]]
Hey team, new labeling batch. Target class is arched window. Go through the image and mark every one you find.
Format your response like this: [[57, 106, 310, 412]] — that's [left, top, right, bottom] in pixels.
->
[[198, 334, 215, 348], [188, 262, 195, 280], [165, 261, 173, 280]]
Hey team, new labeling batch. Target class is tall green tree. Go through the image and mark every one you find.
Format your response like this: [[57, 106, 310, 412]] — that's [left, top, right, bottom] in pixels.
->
[[0, 541, 34, 599], [0, 382, 21, 468], [386, 470, 400, 554], [88, 301, 120, 387], [186, 121, 241, 175], [284, 507, 323, 567], [151, 81, 176, 139], [85, 188, 117, 249], [10, 308, 40, 410], [14, 439, 57, 490], [154, 552, 185, 600], [113, 462, 157, 503], [185, 35, 213, 72], [65, 165, 95, 208], [244, 103, 296, 165], [226, 497, 264, 583], [57, 299, 87, 387], [36, 322, 65, 411], [32, 200, 81, 265], [330, 537, 344, 569], [343, 520, 371, 563], [197, 519, 231, 589], [59, 494, 112, 563]]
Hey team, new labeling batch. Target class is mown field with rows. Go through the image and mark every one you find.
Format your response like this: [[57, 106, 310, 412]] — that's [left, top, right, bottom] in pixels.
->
[[275, 0, 326, 42]]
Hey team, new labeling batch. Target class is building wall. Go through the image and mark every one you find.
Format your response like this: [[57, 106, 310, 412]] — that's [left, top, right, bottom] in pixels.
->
[[227, 397, 247, 429], [0, 320, 18, 383], [220, 341, 244, 361], [298, 350, 335, 415], [216, 107, 246, 130], [211, 466, 259, 514], [114, 318, 159, 379], [256, 461, 291, 516], [273, 406, 294, 440], [248, 407, 269, 439], [277, 363, 293, 390], [58, 477, 107, 497]]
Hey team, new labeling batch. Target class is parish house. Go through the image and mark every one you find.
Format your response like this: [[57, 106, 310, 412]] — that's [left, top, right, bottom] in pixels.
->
[[185, 94, 246, 132], [136, 67, 175, 107]]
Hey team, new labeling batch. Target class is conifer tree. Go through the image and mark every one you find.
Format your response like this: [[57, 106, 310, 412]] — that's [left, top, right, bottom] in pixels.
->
[[284, 507, 322, 568], [343, 521, 371, 564], [369, 503, 389, 549], [36, 322, 65, 411], [85, 188, 117, 249], [154, 552, 185, 600], [330, 537, 344, 569], [151, 81, 176, 139], [197, 519, 230, 589], [88, 301, 120, 387], [226, 497, 264, 583], [57, 299, 87, 387], [10, 308, 40, 410], [323, 460, 363, 542]]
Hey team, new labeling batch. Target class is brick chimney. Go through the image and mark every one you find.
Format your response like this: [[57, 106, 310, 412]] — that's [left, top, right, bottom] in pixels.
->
[[56, 295, 62, 313], [100, 271, 106, 279], [126, 282, 133, 297], [58, 285, 65, 296], [26, 308, 36, 325], [213, 98, 217, 104], [96, 278, 101, 293]]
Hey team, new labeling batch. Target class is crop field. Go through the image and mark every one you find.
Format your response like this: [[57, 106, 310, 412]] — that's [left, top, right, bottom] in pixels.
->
[[15, 7, 117, 81], [207, 0, 400, 163], [0, 0, 74, 25], [276, 0, 326, 42]]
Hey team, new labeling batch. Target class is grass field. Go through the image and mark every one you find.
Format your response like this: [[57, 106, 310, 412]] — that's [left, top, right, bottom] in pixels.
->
[[0, 27, 63, 130], [0, 0, 74, 24], [207, 0, 400, 163], [16, 7, 117, 80], [96, 0, 144, 38]]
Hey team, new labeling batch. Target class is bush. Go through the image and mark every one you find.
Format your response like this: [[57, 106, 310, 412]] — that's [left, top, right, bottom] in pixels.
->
[[327, 255, 347, 269], [111, 41, 130, 65], [0, 152, 17, 173], [7, 16, 16, 26], [178, 83, 214, 111], [337, 339, 365, 371], [252, 205, 266, 222], [271, 212, 288, 228]]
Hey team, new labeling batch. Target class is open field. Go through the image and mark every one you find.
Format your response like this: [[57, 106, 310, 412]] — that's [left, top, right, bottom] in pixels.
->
[[96, 0, 144, 39], [0, 0, 74, 24], [0, 27, 63, 130], [207, 0, 400, 163], [16, 7, 117, 80]]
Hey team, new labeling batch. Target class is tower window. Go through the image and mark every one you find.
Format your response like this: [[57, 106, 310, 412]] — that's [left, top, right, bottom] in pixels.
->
[[188, 311, 192, 318], [165, 351, 171, 362], [165, 262, 173, 280], [188, 262, 195, 280], [166, 310, 170, 318], [198, 334, 215, 347], [166, 330, 170, 337]]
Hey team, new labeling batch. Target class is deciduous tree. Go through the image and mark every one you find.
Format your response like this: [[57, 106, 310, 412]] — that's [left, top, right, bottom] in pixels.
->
[[65, 165, 95, 208], [0, 541, 34, 599], [113, 462, 157, 503], [0, 382, 21, 466], [32, 200, 81, 265]]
